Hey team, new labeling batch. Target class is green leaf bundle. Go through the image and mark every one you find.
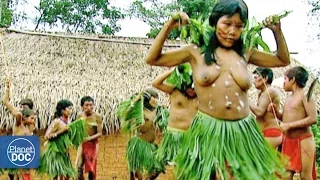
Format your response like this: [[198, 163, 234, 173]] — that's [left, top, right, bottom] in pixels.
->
[[243, 10, 292, 52], [172, 13, 214, 52], [37, 119, 87, 178], [172, 10, 292, 53], [154, 105, 170, 131], [166, 63, 192, 92], [116, 94, 144, 133]]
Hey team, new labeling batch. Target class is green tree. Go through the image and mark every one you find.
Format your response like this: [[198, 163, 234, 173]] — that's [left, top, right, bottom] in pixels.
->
[[34, 0, 125, 34], [127, 0, 215, 39], [0, 0, 13, 27]]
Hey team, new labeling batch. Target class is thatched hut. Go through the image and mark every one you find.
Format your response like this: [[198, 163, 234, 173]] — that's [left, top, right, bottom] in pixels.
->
[[0, 29, 319, 180]]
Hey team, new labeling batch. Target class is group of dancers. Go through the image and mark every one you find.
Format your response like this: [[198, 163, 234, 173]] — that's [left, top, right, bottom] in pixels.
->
[[121, 0, 318, 179], [2, 78, 102, 180]]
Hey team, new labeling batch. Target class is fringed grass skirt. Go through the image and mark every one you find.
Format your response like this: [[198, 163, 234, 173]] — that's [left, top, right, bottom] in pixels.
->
[[175, 111, 286, 180], [156, 127, 185, 164], [126, 136, 165, 174], [37, 149, 77, 179]]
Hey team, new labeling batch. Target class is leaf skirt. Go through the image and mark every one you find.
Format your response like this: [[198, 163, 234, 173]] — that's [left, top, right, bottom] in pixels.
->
[[156, 127, 186, 165], [175, 111, 287, 180], [126, 136, 165, 174]]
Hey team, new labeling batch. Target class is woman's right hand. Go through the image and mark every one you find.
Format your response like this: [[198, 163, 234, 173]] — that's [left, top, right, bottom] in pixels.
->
[[167, 12, 190, 30]]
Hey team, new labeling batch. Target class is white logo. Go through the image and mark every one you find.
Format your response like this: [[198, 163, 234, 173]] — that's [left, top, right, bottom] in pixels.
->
[[7, 138, 35, 167]]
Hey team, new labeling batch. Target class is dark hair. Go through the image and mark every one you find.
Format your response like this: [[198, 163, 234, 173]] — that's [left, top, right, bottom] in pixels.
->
[[253, 67, 274, 84], [204, 0, 248, 65], [21, 109, 35, 118], [285, 66, 309, 88], [80, 96, 94, 106], [54, 99, 73, 118], [19, 99, 34, 109], [142, 89, 158, 111]]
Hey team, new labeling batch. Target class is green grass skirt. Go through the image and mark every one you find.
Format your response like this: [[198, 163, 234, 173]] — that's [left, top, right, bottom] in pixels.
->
[[37, 149, 77, 179], [156, 127, 185, 164], [126, 136, 165, 174], [36, 119, 87, 179], [175, 111, 287, 180]]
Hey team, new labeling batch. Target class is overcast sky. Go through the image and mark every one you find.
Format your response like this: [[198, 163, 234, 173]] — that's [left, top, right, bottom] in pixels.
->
[[13, 0, 320, 69]]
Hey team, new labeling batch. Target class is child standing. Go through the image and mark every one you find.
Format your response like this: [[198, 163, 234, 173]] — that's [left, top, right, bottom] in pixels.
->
[[270, 66, 318, 180]]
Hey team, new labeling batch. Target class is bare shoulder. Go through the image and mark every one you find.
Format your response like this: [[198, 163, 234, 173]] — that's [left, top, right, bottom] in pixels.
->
[[182, 44, 201, 58], [76, 112, 85, 119], [51, 118, 61, 127], [170, 89, 181, 96], [94, 112, 102, 122], [268, 87, 281, 97]]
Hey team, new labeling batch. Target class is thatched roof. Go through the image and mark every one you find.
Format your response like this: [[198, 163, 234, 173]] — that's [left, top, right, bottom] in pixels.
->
[[0, 29, 319, 134]]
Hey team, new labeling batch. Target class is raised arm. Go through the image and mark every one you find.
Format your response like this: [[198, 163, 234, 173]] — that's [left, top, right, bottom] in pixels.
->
[[152, 69, 175, 94], [248, 15, 290, 67], [3, 78, 20, 116], [145, 12, 192, 67]]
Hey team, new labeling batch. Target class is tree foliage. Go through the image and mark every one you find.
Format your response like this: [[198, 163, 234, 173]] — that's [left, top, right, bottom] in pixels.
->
[[127, 0, 215, 39], [0, 0, 13, 27], [34, 0, 125, 34]]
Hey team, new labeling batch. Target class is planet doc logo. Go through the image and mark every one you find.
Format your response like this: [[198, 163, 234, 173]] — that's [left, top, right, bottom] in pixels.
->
[[7, 138, 35, 167]]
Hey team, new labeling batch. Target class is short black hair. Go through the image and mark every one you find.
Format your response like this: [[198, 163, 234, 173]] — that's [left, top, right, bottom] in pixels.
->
[[285, 66, 309, 88], [253, 67, 274, 84], [80, 96, 94, 106]]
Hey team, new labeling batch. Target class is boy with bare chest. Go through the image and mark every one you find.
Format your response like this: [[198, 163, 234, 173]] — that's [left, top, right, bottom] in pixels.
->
[[75, 96, 102, 180], [3, 78, 35, 180], [271, 66, 317, 180], [6, 109, 36, 180]]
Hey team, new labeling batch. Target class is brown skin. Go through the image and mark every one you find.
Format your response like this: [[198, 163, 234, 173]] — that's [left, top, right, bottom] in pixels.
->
[[4, 83, 35, 180], [45, 106, 72, 140], [270, 74, 317, 180], [45, 106, 73, 180], [13, 113, 35, 136], [75, 101, 102, 180], [249, 74, 282, 149], [145, 12, 290, 121], [2, 78, 35, 134], [152, 70, 198, 130]]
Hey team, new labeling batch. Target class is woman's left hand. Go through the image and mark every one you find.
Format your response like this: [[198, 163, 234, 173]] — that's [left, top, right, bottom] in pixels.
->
[[262, 15, 281, 31]]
